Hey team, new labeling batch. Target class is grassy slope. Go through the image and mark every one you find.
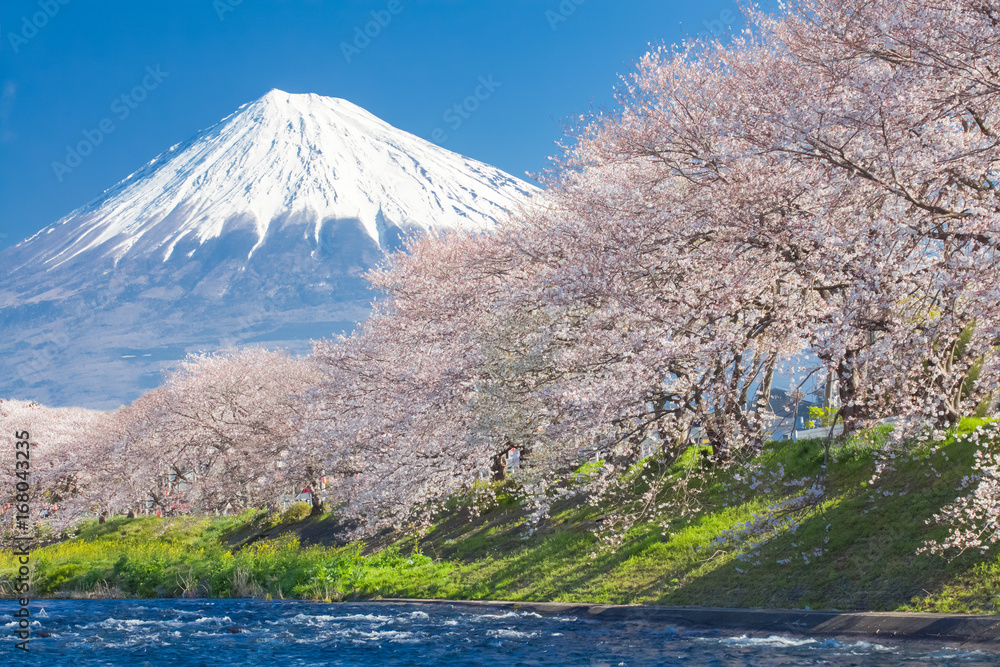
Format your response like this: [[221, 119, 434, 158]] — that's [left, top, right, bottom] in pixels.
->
[[3, 419, 1000, 612]]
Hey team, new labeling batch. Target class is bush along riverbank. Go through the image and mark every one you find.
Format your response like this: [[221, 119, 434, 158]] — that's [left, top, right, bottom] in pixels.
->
[[4, 420, 1000, 613]]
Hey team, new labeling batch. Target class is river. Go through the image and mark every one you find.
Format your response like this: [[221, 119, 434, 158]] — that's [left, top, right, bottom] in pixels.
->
[[2, 599, 996, 665]]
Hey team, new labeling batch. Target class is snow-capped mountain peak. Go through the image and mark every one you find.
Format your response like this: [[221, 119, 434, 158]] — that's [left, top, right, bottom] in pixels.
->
[[17, 89, 534, 270]]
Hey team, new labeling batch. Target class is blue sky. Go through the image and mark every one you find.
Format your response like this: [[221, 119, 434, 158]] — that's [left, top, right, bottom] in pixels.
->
[[0, 0, 761, 252]]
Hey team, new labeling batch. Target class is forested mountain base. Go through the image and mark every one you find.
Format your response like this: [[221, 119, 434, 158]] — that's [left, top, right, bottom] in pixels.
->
[[4, 423, 999, 613]]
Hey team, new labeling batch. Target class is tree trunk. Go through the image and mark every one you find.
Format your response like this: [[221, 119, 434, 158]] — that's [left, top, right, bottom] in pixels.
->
[[755, 358, 776, 415], [823, 367, 838, 410], [310, 489, 324, 516], [490, 448, 508, 481], [837, 350, 864, 433]]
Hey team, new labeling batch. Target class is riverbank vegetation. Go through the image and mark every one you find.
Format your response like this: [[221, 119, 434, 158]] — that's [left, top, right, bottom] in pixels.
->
[[5, 421, 1000, 613]]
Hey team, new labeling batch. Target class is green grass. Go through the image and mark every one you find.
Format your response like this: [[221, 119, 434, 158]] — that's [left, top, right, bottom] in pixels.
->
[[3, 420, 1000, 611], [0, 512, 458, 601]]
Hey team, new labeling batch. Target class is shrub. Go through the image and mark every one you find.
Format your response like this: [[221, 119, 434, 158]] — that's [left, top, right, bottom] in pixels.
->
[[278, 502, 312, 525]]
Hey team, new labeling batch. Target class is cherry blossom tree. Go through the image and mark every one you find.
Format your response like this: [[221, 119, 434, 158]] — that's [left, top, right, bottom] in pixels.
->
[[301, 232, 517, 531], [0, 399, 104, 535], [301, 0, 1000, 541], [65, 388, 179, 522], [153, 347, 320, 514], [515, 0, 1000, 448]]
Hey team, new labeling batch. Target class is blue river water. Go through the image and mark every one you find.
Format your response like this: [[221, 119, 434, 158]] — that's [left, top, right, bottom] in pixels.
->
[[2, 599, 997, 665]]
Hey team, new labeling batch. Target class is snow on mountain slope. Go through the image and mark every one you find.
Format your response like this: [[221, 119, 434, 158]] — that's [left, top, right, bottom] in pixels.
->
[[0, 90, 537, 408], [9, 89, 533, 275]]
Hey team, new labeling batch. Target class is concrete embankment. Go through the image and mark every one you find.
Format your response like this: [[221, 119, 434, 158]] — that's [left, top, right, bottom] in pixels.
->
[[374, 598, 1000, 649]]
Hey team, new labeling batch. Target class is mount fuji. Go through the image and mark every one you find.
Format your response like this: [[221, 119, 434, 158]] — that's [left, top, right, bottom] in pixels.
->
[[0, 90, 537, 408]]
